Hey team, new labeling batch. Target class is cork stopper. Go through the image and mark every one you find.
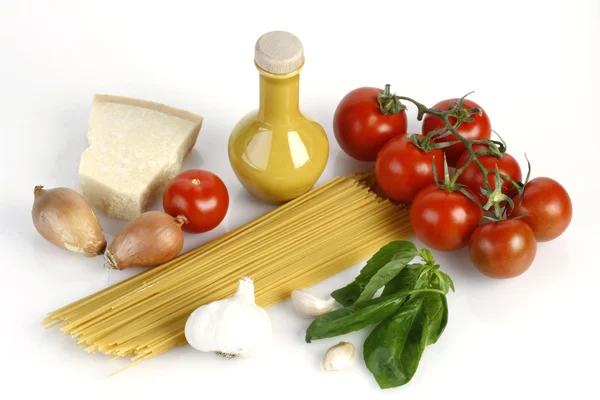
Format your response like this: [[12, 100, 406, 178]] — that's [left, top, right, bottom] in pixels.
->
[[254, 31, 304, 75]]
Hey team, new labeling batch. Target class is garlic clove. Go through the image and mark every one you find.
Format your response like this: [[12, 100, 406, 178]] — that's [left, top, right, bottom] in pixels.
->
[[323, 341, 356, 371], [291, 289, 335, 318]]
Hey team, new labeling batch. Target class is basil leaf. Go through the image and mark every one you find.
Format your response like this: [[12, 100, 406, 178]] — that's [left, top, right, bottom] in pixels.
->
[[426, 270, 455, 295], [418, 248, 435, 264], [423, 293, 448, 345], [436, 270, 455, 293], [363, 296, 429, 389], [332, 241, 418, 306], [427, 272, 446, 294], [382, 264, 430, 296], [305, 291, 409, 343], [354, 259, 412, 304]]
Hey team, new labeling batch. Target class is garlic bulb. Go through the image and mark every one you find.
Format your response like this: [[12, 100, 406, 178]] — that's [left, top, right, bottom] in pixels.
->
[[32, 185, 106, 257], [291, 289, 335, 318], [185, 276, 271, 358], [323, 341, 356, 371]]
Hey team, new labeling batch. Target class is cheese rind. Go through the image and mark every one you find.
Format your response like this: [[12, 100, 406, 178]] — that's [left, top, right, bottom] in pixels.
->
[[79, 95, 203, 220]]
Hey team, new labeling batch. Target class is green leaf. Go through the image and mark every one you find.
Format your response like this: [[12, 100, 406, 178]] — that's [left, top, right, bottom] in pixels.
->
[[354, 259, 411, 304], [305, 291, 409, 343], [363, 296, 429, 389], [418, 248, 435, 265], [436, 270, 455, 293], [331, 241, 418, 306], [423, 293, 448, 345], [425, 271, 449, 295], [382, 264, 430, 296]]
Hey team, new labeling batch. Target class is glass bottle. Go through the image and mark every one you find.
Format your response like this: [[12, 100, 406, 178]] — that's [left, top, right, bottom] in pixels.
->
[[228, 31, 329, 204]]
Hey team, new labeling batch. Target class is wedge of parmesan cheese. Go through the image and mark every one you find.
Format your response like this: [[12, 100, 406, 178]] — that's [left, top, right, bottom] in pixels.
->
[[78, 95, 203, 220]]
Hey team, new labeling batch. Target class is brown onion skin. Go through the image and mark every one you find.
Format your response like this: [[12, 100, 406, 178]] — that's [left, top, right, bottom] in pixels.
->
[[32, 185, 106, 257], [105, 211, 187, 270]]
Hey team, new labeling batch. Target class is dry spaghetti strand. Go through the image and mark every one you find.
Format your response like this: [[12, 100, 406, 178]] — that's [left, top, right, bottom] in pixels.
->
[[43, 173, 412, 370]]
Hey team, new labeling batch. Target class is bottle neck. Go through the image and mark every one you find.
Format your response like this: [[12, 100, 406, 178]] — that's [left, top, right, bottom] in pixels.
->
[[257, 69, 301, 122]]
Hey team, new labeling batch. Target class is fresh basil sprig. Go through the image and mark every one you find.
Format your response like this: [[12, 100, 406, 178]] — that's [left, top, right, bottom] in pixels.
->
[[331, 241, 419, 306], [306, 291, 409, 342], [305, 240, 455, 390]]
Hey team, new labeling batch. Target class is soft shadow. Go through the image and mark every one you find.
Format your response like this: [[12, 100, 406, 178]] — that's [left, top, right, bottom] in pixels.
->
[[32, 232, 105, 282], [4, 205, 35, 241], [435, 247, 489, 288], [229, 186, 275, 226], [95, 213, 128, 241], [52, 102, 90, 185], [181, 149, 204, 170], [331, 151, 374, 176], [180, 225, 227, 254]]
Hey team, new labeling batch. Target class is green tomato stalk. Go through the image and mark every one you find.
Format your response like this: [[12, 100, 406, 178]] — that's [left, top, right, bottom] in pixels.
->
[[391, 92, 529, 220]]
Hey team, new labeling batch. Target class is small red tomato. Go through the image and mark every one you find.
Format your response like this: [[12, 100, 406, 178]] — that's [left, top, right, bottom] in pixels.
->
[[469, 219, 537, 279], [375, 135, 444, 203], [334, 86, 407, 162], [163, 170, 229, 233], [456, 144, 522, 204], [409, 184, 483, 251], [512, 177, 572, 242], [421, 99, 492, 167]]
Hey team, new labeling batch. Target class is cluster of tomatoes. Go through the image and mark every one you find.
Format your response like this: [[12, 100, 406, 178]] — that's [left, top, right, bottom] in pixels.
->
[[333, 85, 572, 279]]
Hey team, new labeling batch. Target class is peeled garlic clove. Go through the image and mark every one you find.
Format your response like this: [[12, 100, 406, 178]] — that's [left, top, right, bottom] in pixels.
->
[[105, 211, 187, 270], [291, 289, 335, 318], [323, 341, 356, 371], [32, 185, 106, 257]]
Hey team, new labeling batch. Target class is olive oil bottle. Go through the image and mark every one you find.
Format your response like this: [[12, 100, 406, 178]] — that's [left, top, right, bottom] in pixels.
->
[[228, 31, 329, 203]]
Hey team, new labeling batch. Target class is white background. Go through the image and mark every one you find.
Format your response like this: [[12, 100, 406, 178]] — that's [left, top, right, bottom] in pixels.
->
[[1, 0, 599, 398]]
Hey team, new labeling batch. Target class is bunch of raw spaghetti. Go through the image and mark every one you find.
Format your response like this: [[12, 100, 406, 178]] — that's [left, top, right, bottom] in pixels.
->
[[43, 174, 411, 373]]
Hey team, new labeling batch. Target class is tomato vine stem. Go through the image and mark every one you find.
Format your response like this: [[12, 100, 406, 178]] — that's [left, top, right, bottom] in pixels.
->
[[395, 94, 525, 220], [378, 84, 407, 115]]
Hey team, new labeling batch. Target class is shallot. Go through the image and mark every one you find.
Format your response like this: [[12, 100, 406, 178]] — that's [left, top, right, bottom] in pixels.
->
[[32, 185, 106, 257], [105, 211, 187, 270]]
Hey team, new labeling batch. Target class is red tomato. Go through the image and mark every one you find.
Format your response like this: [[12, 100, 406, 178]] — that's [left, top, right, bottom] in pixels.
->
[[469, 219, 537, 279], [163, 170, 229, 233], [455, 144, 522, 203], [375, 135, 444, 203], [409, 184, 483, 251], [333, 87, 407, 162], [421, 99, 492, 167], [512, 177, 572, 242]]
